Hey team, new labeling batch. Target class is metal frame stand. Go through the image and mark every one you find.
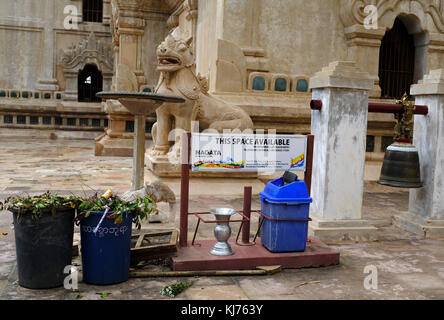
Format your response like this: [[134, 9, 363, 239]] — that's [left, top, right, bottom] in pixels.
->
[[178, 132, 315, 248]]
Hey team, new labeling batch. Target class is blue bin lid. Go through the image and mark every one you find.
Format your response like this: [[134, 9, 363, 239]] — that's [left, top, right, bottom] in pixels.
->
[[260, 178, 312, 203]]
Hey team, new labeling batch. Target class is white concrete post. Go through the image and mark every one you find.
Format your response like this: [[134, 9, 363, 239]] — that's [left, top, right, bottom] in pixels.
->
[[393, 69, 444, 237], [308, 61, 377, 242]]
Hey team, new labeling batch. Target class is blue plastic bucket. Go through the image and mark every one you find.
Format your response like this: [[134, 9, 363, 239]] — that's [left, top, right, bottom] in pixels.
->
[[80, 211, 132, 285], [260, 178, 312, 253]]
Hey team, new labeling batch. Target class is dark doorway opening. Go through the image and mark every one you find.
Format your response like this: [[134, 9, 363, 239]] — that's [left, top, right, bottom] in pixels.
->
[[78, 64, 102, 102], [379, 17, 416, 99]]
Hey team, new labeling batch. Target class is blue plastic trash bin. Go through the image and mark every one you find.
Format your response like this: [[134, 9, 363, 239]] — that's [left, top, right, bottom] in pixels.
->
[[259, 177, 312, 253], [80, 211, 133, 285]]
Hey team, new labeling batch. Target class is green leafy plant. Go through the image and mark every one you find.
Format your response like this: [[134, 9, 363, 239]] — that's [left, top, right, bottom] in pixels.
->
[[96, 292, 111, 299], [1, 191, 157, 229], [0, 191, 84, 220], [160, 280, 195, 298], [76, 193, 157, 229]]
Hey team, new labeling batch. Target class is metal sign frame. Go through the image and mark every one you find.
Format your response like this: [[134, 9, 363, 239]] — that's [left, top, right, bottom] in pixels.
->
[[190, 133, 308, 173], [179, 132, 315, 247]]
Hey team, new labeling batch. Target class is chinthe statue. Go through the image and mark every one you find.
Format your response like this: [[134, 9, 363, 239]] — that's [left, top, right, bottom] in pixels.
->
[[149, 27, 253, 160]]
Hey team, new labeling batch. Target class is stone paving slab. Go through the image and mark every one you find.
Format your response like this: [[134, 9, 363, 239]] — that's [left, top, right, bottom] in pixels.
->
[[0, 136, 444, 300]]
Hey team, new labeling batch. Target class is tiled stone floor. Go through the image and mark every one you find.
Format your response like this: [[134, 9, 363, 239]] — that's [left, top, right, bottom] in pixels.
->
[[0, 136, 443, 300]]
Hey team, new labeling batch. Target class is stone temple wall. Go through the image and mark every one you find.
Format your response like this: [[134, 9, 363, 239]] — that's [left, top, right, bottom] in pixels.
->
[[1, 0, 444, 183], [0, 0, 114, 138], [0, 0, 112, 94], [194, 0, 444, 98]]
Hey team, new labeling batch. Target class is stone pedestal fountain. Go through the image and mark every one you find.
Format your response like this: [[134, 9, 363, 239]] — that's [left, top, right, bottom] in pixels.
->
[[96, 92, 185, 190]]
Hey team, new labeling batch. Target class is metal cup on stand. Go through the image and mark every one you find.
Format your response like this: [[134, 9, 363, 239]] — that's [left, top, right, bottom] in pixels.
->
[[210, 208, 237, 256]]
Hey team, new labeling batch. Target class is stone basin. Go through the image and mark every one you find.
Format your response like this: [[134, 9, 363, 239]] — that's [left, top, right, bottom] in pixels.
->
[[96, 91, 185, 191], [96, 91, 185, 115]]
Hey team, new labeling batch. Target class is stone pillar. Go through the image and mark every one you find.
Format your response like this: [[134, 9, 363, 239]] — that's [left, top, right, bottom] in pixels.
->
[[427, 34, 444, 73], [37, 0, 59, 91], [308, 61, 377, 242], [116, 15, 146, 88], [344, 25, 385, 98], [94, 100, 134, 157], [393, 69, 444, 237], [63, 71, 78, 101], [95, 4, 146, 157], [103, 0, 112, 26], [132, 115, 146, 190]]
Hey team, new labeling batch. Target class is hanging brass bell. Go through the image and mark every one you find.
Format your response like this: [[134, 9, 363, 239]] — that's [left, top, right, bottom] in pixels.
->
[[378, 142, 422, 188], [378, 93, 423, 189]]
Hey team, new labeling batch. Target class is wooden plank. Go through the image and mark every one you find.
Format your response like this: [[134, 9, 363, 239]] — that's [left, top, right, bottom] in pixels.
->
[[135, 234, 144, 249], [130, 229, 178, 265], [129, 265, 282, 278]]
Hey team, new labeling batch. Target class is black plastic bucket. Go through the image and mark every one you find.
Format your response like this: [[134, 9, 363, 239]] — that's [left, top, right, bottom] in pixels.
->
[[12, 208, 75, 289]]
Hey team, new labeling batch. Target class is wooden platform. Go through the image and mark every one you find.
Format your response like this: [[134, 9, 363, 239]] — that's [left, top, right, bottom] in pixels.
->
[[172, 237, 340, 271]]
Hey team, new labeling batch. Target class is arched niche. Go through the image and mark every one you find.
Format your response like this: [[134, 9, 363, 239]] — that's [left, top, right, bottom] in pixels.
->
[[341, 0, 444, 98], [395, 14, 429, 85], [61, 32, 113, 101], [379, 16, 426, 99], [78, 64, 103, 102]]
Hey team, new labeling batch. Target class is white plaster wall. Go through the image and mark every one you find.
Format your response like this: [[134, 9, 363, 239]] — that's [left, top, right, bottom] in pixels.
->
[[221, 0, 348, 76], [311, 88, 368, 220], [0, 0, 46, 88], [0, 0, 112, 90], [409, 95, 444, 220], [0, 0, 47, 20], [0, 28, 43, 89]]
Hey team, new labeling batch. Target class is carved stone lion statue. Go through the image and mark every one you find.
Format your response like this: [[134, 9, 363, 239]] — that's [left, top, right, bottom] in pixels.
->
[[150, 27, 253, 159]]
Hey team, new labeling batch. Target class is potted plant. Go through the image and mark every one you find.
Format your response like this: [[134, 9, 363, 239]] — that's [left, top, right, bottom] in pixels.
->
[[0, 192, 83, 289], [76, 191, 157, 285]]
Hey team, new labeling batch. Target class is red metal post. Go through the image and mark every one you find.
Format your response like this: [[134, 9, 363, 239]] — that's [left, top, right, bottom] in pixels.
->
[[241, 186, 252, 244], [310, 99, 429, 115], [368, 102, 428, 115], [179, 132, 191, 247], [310, 99, 323, 110], [305, 135, 314, 197]]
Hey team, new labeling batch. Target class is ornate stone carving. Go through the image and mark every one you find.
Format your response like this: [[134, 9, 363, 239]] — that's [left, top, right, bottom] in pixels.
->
[[61, 32, 113, 74], [340, 0, 444, 32], [184, 0, 198, 20], [112, 0, 182, 12], [110, 0, 120, 46], [61, 32, 114, 101], [115, 64, 139, 92], [150, 27, 253, 159], [340, 0, 444, 98]]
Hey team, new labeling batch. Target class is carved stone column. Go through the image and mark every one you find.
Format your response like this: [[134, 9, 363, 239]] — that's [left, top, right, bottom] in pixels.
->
[[113, 4, 146, 89], [95, 1, 146, 156], [95, 100, 135, 157], [428, 33, 444, 72], [344, 25, 386, 98], [37, 0, 59, 91], [103, 0, 112, 25], [96, 0, 181, 157]]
